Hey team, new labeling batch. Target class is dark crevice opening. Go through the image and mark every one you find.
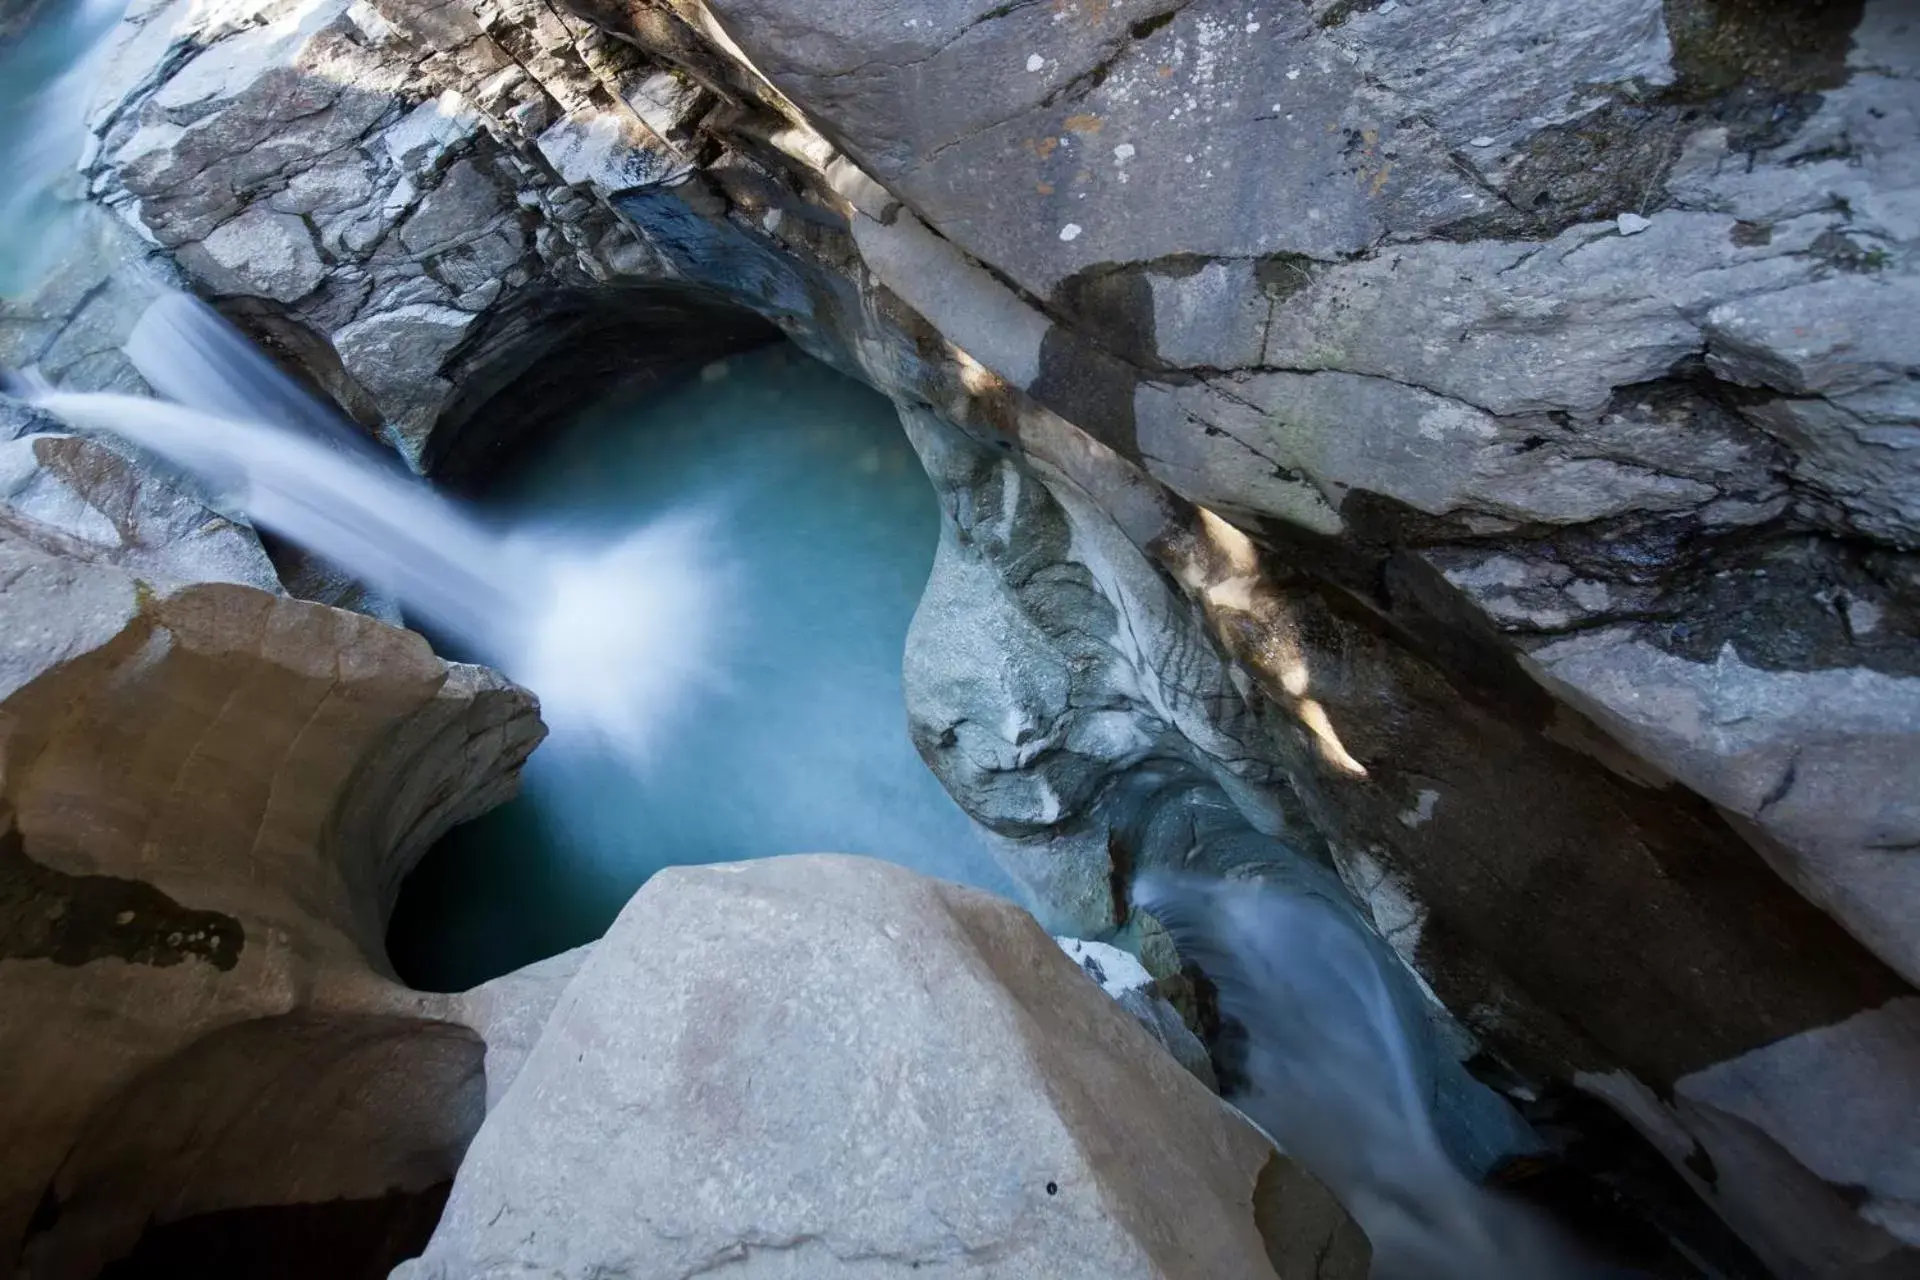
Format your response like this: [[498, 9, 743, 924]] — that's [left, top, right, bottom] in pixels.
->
[[96, 1185, 451, 1280], [422, 283, 783, 493]]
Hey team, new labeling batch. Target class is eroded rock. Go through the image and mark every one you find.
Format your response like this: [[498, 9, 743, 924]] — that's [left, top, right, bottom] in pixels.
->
[[43, 0, 1920, 1271], [1057, 935, 1217, 1090], [0, 447, 545, 1273]]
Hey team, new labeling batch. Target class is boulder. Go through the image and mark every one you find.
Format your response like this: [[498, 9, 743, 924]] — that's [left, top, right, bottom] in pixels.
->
[[398, 855, 1361, 1280], [179, 205, 326, 303], [0, 431, 280, 591]]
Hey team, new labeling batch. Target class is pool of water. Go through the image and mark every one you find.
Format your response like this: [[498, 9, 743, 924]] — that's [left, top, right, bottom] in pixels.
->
[[386, 344, 1017, 991]]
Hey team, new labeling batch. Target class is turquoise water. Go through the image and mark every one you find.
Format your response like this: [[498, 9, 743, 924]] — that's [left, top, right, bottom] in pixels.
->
[[386, 345, 1016, 990], [0, 0, 126, 294]]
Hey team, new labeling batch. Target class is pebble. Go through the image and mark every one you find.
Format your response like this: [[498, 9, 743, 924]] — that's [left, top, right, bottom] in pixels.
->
[[1059, 223, 1083, 242], [1616, 211, 1652, 236], [1469, 135, 1497, 148], [1026, 53, 1044, 72]]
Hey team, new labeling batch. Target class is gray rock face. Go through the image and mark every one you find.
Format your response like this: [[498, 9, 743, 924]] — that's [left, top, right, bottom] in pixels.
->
[[0, 431, 280, 591], [899, 402, 1312, 932], [0, 210, 174, 394], [453, 946, 591, 1111], [1527, 631, 1920, 987], [82, 0, 687, 469], [332, 303, 478, 461], [1580, 993, 1920, 1279], [1317, 0, 1673, 158], [705, 0, 1493, 295], [398, 855, 1358, 1280], [180, 205, 325, 302]]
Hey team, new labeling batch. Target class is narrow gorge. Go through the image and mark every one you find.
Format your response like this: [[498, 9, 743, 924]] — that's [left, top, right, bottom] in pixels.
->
[[0, 0, 1915, 1276]]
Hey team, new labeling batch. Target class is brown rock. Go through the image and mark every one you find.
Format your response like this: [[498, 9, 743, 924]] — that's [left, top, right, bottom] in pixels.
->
[[0, 505, 544, 1275]]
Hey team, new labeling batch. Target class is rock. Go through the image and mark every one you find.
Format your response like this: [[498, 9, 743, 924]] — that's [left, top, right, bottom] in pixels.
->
[[1579, 996, 1920, 1280], [179, 206, 325, 302], [0, 431, 280, 591], [536, 106, 685, 194], [1136, 369, 1727, 533], [1312, 0, 1672, 160], [1148, 259, 1268, 370], [704, 0, 1491, 296], [395, 159, 508, 257], [1257, 213, 1814, 417], [1424, 548, 1654, 632], [620, 69, 705, 147], [1674, 998, 1920, 1257], [398, 855, 1358, 1280], [453, 946, 590, 1110], [1525, 628, 1920, 986], [0, 210, 173, 394], [331, 303, 476, 464], [898, 403, 1308, 937], [0, 466, 545, 1271], [378, 90, 483, 176], [1056, 936, 1218, 1090], [82, 0, 674, 466]]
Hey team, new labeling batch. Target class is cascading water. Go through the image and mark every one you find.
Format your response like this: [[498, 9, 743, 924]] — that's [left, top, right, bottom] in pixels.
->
[[1139, 873, 1611, 1279], [31, 292, 722, 759]]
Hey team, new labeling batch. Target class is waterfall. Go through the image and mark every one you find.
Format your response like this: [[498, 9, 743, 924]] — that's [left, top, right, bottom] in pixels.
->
[[24, 291, 722, 758], [1137, 873, 1610, 1278]]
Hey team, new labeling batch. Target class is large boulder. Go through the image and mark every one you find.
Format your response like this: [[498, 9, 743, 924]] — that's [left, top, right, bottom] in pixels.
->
[[397, 855, 1362, 1280]]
